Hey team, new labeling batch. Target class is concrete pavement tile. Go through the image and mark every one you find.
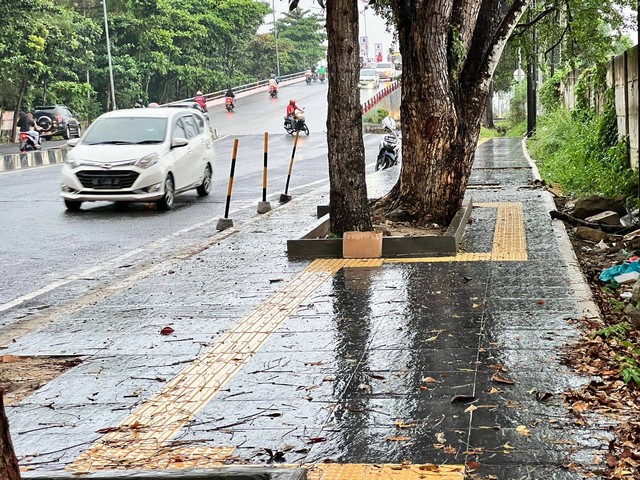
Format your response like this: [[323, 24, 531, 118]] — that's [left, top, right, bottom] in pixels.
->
[[467, 464, 589, 480], [305, 427, 469, 464], [363, 348, 482, 372]]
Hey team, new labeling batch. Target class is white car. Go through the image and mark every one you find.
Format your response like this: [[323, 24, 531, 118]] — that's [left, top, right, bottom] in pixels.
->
[[359, 68, 380, 88], [60, 108, 214, 211], [375, 62, 396, 81]]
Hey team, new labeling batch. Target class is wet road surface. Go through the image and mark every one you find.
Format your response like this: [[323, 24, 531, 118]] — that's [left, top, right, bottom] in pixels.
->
[[3, 139, 609, 479]]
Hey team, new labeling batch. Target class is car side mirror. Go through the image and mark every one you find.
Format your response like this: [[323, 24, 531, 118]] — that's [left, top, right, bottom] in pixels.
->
[[171, 137, 189, 149], [67, 138, 80, 147]]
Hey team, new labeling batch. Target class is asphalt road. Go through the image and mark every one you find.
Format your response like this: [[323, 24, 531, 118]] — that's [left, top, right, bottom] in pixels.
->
[[0, 81, 388, 308]]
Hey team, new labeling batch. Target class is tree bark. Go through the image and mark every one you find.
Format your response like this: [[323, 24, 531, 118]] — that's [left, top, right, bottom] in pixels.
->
[[0, 392, 21, 480], [483, 81, 495, 129], [377, 0, 529, 226], [326, 0, 372, 235]]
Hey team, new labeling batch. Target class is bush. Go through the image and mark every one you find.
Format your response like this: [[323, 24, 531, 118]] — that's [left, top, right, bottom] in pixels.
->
[[528, 94, 637, 198], [362, 108, 389, 124]]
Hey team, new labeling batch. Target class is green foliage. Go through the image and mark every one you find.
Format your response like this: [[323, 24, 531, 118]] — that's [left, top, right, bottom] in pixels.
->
[[506, 120, 527, 138], [539, 66, 572, 112], [608, 298, 626, 312], [509, 80, 527, 125], [479, 127, 501, 139], [597, 322, 632, 340], [276, 9, 326, 73], [619, 356, 640, 386], [362, 108, 389, 124], [528, 91, 637, 197]]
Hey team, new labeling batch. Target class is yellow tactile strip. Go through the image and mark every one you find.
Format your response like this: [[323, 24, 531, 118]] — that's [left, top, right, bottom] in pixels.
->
[[385, 202, 526, 264], [69, 258, 381, 472], [306, 463, 464, 479]]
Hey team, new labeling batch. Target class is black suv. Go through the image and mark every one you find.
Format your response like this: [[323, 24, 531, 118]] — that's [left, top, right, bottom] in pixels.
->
[[34, 105, 82, 140]]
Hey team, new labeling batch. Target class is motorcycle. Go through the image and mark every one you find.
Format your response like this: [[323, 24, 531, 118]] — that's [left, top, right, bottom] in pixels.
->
[[284, 111, 309, 136], [319, 72, 326, 82], [18, 131, 40, 153], [312, 71, 319, 82], [305, 72, 312, 85], [225, 96, 235, 112], [269, 85, 278, 98], [375, 117, 402, 171]]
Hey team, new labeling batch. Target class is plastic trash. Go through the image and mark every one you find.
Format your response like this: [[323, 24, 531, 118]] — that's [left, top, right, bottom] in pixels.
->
[[599, 260, 640, 283]]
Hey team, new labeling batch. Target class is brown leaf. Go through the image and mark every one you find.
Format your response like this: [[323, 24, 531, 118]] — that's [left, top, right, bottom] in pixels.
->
[[96, 426, 119, 434], [491, 372, 515, 384], [571, 400, 590, 413], [443, 445, 457, 455], [422, 376, 438, 383], [369, 373, 386, 380], [451, 394, 476, 403], [395, 420, 417, 429], [385, 436, 412, 442], [160, 326, 174, 335], [418, 465, 438, 472], [306, 437, 326, 444], [467, 461, 482, 469]]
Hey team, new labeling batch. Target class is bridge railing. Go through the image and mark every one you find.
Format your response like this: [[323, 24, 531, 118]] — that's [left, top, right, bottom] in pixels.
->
[[361, 80, 401, 114], [167, 71, 308, 106]]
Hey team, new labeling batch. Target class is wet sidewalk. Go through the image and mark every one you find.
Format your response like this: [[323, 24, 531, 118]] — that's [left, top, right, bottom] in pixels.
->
[[5, 138, 607, 479]]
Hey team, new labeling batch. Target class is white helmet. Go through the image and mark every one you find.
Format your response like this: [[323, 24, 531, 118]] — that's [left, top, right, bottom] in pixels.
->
[[196, 90, 203, 95]]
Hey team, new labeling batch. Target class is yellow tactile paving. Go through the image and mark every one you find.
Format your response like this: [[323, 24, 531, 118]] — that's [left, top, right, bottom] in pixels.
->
[[305, 463, 465, 479], [475, 202, 527, 261]]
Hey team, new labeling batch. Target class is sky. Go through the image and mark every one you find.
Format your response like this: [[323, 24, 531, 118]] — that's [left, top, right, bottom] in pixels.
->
[[260, 0, 396, 59]]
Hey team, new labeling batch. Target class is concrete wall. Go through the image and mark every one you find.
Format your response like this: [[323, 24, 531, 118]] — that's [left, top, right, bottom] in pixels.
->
[[610, 45, 639, 170], [1, 147, 69, 172]]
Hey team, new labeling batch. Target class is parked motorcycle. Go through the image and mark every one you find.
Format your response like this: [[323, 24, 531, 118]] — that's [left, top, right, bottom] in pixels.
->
[[18, 131, 40, 153], [375, 117, 401, 171], [269, 86, 278, 98], [284, 111, 309, 136], [225, 97, 235, 112]]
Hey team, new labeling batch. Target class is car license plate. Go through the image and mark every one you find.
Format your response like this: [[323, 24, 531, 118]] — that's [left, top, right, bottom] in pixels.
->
[[92, 177, 120, 187]]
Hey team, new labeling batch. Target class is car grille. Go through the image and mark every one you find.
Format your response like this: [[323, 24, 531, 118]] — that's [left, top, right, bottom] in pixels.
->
[[76, 170, 139, 189]]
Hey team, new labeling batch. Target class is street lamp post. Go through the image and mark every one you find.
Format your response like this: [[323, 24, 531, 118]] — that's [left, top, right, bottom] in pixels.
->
[[272, 0, 281, 78], [102, 0, 117, 110]]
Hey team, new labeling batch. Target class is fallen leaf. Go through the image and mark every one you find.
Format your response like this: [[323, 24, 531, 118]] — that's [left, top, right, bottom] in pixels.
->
[[369, 373, 386, 380], [269, 278, 284, 283], [451, 394, 476, 403], [96, 426, 119, 434], [304, 361, 325, 366], [516, 425, 530, 436], [491, 372, 515, 384], [464, 404, 478, 413], [571, 400, 589, 413], [422, 376, 438, 383], [306, 437, 326, 444], [395, 420, 417, 429], [160, 326, 174, 335], [358, 383, 372, 392], [385, 436, 412, 442], [443, 445, 457, 455], [535, 391, 553, 402], [467, 461, 482, 469], [435, 432, 446, 443], [418, 465, 438, 472]]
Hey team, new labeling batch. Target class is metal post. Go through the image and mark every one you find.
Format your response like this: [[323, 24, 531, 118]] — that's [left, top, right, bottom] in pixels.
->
[[102, 0, 117, 110], [257, 132, 272, 213], [217, 139, 239, 230], [526, 2, 536, 137], [272, 0, 281, 78], [280, 131, 300, 203]]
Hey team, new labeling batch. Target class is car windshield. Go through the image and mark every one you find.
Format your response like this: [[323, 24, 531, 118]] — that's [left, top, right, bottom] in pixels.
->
[[82, 117, 167, 145], [377, 63, 392, 69], [360, 69, 376, 77]]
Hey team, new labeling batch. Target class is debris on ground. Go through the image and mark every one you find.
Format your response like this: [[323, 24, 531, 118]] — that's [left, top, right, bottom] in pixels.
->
[[552, 193, 640, 479]]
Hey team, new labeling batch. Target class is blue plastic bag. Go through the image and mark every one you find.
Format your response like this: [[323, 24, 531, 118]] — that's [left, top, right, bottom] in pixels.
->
[[599, 261, 640, 283]]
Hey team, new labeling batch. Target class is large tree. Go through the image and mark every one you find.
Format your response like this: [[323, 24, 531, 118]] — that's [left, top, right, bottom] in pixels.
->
[[0, 393, 20, 480]]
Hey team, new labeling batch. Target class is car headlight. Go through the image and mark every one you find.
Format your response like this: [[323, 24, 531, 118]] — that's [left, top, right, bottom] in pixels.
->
[[136, 153, 159, 169]]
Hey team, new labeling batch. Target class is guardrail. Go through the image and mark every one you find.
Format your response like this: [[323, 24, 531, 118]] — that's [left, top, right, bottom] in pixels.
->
[[361, 80, 401, 114], [168, 71, 308, 106]]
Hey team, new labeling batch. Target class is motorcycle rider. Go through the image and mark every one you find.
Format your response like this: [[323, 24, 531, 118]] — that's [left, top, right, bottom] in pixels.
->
[[318, 65, 327, 80], [134, 98, 145, 108], [194, 90, 208, 112], [285, 98, 303, 131], [17, 112, 41, 148], [305, 68, 312, 83], [268, 74, 279, 94], [225, 88, 236, 106]]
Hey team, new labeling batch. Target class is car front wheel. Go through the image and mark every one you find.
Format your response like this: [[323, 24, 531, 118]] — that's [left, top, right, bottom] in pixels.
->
[[196, 165, 212, 196], [156, 175, 175, 211], [63, 125, 71, 140]]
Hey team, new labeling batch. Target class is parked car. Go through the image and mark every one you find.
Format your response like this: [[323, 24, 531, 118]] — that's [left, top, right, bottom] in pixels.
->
[[162, 101, 207, 115], [34, 105, 82, 140], [375, 62, 396, 81], [359, 68, 380, 88], [60, 108, 214, 211]]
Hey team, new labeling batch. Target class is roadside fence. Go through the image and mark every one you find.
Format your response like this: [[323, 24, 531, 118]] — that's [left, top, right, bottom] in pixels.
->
[[361, 81, 401, 115]]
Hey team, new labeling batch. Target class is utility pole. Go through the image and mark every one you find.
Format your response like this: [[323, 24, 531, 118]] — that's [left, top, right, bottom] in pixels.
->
[[102, 0, 117, 110], [272, 0, 281, 78], [526, 0, 537, 137]]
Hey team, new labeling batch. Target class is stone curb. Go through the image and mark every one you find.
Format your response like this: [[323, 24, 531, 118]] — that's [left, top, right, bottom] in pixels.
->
[[1, 147, 69, 173]]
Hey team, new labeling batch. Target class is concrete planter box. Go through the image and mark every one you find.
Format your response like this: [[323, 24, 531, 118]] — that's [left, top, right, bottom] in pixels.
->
[[288, 199, 472, 259]]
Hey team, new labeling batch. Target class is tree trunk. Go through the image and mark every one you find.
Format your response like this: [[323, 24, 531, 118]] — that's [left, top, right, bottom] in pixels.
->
[[11, 78, 28, 143], [377, 0, 529, 226], [0, 392, 21, 480], [483, 81, 495, 129], [326, 0, 372, 235]]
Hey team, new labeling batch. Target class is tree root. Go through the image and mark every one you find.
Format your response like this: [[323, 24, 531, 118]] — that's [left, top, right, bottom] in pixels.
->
[[549, 210, 639, 235]]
